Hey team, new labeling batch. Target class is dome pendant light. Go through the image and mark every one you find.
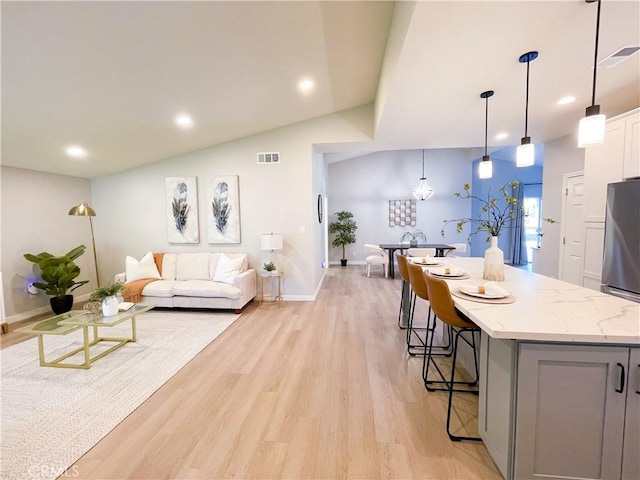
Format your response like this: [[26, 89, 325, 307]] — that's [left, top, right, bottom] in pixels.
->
[[479, 90, 494, 179], [413, 149, 434, 201], [516, 51, 538, 167], [578, 0, 606, 147]]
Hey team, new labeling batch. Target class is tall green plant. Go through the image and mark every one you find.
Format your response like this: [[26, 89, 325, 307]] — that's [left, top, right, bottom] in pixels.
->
[[24, 245, 89, 298], [328, 210, 358, 260]]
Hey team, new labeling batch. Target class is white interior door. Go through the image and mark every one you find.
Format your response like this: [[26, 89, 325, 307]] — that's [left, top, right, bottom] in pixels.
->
[[559, 172, 585, 285]]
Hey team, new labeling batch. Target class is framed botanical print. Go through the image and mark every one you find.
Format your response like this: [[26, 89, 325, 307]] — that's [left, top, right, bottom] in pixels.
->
[[207, 175, 241, 243], [166, 177, 199, 243]]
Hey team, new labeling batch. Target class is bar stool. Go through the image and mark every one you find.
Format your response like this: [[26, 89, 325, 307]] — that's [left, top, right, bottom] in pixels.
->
[[423, 271, 481, 442], [407, 262, 451, 358], [395, 253, 414, 331]]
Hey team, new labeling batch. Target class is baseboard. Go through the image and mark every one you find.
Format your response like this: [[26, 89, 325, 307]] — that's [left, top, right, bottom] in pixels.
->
[[328, 260, 366, 266], [5, 293, 91, 324], [281, 267, 328, 302]]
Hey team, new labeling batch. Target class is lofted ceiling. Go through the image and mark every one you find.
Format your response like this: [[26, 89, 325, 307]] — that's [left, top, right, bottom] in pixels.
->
[[2, 1, 639, 178]]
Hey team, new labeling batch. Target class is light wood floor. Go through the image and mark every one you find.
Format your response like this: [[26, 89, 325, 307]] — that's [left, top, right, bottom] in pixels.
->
[[5, 266, 502, 479]]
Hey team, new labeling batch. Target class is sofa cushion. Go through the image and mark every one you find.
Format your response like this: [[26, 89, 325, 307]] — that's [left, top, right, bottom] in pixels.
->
[[209, 253, 248, 277], [171, 280, 242, 300], [126, 252, 162, 283], [161, 254, 178, 281], [212, 254, 245, 284], [176, 253, 211, 281], [141, 280, 181, 298]]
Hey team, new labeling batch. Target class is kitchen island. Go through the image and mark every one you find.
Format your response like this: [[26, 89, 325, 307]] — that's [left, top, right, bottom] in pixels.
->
[[435, 258, 639, 480]]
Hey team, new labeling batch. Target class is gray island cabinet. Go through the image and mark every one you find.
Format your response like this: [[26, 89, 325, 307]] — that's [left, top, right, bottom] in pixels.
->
[[441, 258, 640, 480]]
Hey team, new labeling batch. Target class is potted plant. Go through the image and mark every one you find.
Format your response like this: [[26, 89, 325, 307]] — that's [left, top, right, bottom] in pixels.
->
[[329, 210, 358, 266], [23, 245, 89, 314], [441, 181, 554, 280], [89, 281, 124, 316], [401, 229, 427, 247], [263, 262, 278, 275]]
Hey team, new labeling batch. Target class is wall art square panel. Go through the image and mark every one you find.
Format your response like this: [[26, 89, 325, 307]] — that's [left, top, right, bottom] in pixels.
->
[[207, 175, 241, 244], [389, 199, 416, 227], [166, 177, 200, 243]]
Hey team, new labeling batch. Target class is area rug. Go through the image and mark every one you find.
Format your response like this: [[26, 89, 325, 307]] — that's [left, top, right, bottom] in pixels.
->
[[0, 309, 239, 480]]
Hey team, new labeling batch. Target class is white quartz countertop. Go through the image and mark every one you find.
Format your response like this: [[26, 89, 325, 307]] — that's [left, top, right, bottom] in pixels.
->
[[429, 257, 640, 344]]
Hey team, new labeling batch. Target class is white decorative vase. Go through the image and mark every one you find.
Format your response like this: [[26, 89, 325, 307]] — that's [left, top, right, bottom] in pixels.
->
[[102, 296, 119, 317], [483, 236, 505, 281]]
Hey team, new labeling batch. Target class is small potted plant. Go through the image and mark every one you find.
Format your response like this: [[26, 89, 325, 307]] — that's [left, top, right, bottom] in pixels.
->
[[88, 281, 124, 316], [328, 210, 358, 266], [263, 262, 278, 275], [401, 229, 427, 247]]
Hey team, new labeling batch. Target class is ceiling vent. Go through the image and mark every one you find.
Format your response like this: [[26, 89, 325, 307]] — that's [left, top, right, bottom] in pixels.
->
[[598, 46, 640, 68], [257, 152, 280, 164]]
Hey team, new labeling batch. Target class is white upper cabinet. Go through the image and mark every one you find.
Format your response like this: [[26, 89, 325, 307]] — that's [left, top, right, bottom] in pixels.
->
[[623, 111, 640, 179], [583, 119, 625, 223]]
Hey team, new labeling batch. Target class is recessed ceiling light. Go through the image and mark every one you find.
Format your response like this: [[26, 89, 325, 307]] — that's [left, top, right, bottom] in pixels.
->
[[65, 146, 87, 158], [175, 114, 193, 129], [495, 132, 508, 140], [298, 79, 314, 92], [557, 96, 576, 105]]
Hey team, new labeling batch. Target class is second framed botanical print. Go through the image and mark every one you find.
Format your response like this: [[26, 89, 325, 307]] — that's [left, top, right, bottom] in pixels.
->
[[206, 175, 241, 243]]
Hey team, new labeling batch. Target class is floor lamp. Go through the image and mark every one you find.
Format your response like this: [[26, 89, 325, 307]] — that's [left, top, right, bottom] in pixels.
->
[[68, 202, 99, 287]]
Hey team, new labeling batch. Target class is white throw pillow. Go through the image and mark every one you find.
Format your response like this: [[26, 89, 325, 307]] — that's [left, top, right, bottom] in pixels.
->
[[212, 254, 245, 285], [125, 252, 161, 283]]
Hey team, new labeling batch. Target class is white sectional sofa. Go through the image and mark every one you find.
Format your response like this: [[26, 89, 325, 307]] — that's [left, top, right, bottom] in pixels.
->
[[115, 252, 257, 312]]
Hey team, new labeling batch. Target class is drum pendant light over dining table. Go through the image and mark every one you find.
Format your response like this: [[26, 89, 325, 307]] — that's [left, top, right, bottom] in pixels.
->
[[516, 51, 538, 168], [413, 149, 434, 201]]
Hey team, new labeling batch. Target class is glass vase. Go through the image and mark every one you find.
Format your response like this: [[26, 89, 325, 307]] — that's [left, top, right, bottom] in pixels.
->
[[483, 236, 505, 281]]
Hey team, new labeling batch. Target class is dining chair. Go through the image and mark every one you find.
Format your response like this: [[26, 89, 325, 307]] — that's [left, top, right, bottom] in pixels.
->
[[422, 271, 481, 442], [407, 247, 436, 257], [364, 244, 389, 278], [445, 243, 467, 257], [395, 253, 413, 330], [407, 262, 451, 357]]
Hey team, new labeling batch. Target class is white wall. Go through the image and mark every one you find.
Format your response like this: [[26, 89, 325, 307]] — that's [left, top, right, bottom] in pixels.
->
[[536, 132, 585, 277], [1, 166, 95, 320], [326, 148, 474, 263], [90, 107, 372, 300]]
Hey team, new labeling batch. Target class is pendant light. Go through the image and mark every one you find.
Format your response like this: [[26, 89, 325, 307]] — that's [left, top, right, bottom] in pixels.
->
[[413, 149, 434, 200], [578, 0, 606, 147], [516, 51, 538, 167], [479, 90, 494, 179]]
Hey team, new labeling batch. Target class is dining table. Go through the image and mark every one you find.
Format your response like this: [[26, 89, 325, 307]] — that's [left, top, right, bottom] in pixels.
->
[[379, 243, 455, 278], [404, 256, 640, 480]]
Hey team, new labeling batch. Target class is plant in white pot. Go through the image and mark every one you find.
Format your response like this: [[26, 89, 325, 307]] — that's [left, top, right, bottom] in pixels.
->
[[441, 181, 554, 281], [89, 281, 124, 316]]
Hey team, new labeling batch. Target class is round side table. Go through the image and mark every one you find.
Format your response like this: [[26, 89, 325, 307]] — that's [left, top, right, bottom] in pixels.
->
[[258, 271, 283, 304]]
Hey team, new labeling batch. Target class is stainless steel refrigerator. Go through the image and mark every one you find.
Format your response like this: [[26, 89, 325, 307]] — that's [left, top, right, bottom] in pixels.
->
[[601, 178, 640, 303]]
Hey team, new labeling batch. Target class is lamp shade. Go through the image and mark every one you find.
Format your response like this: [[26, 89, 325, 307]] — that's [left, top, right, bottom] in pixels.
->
[[516, 141, 535, 167], [68, 202, 96, 216], [478, 157, 493, 179], [578, 113, 606, 147], [261, 233, 283, 251]]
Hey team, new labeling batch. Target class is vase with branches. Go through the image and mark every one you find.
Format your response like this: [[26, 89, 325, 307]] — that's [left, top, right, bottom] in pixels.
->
[[400, 229, 426, 247], [441, 181, 554, 281]]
